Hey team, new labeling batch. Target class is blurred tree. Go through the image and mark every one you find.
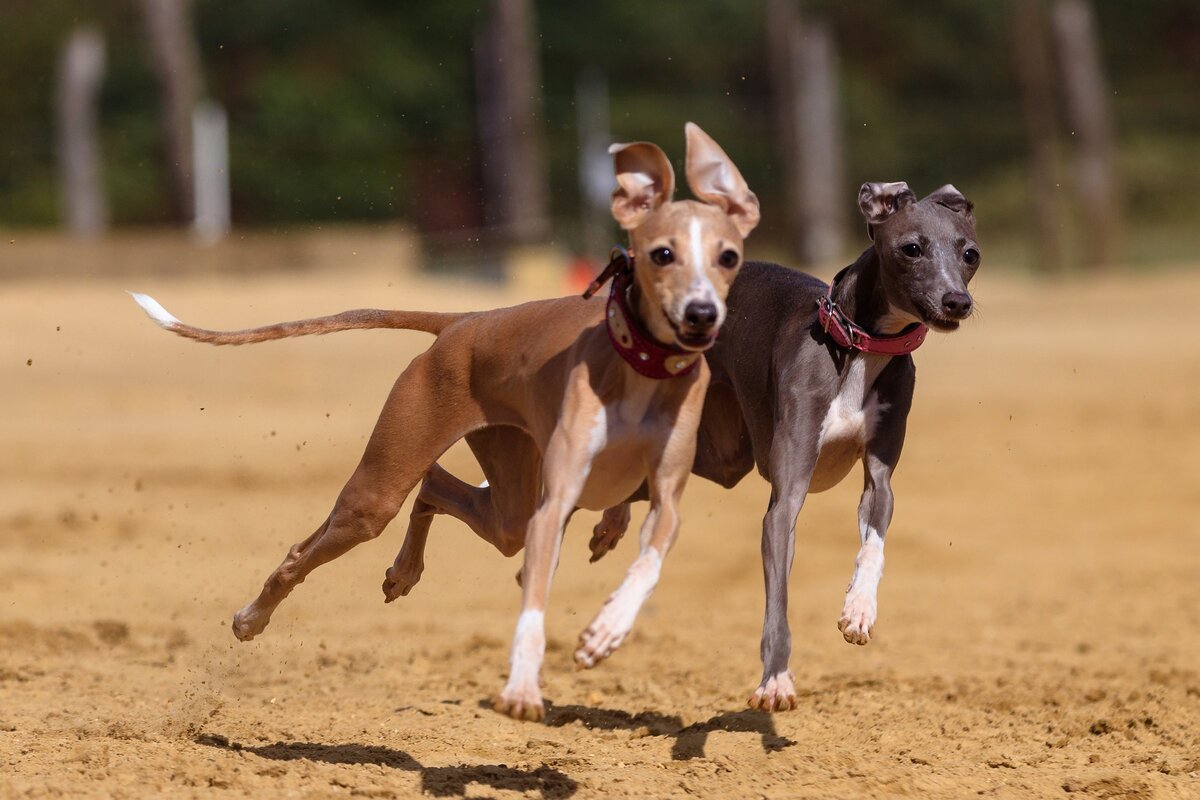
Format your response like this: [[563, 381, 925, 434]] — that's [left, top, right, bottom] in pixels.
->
[[475, 0, 549, 245], [1013, 0, 1066, 271], [1053, 0, 1121, 268], [768, 0, 844, 265], [140, 0, 202, 223]]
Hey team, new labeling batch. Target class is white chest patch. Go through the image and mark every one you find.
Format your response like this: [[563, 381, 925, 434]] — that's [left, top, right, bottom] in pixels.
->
[[816, 356, 891, 453]]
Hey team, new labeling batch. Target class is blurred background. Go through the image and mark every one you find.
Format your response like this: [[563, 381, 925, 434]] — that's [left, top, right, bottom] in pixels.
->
[[3, 0, 1198, 279]]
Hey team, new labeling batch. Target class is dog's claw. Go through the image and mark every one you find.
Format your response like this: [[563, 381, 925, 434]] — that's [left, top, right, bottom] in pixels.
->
[[838, 591, 877, 645], [748, 671, 798, 712]]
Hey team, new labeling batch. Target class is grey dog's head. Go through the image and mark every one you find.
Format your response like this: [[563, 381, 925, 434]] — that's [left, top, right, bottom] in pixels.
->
[[858, 182, 980, 332]]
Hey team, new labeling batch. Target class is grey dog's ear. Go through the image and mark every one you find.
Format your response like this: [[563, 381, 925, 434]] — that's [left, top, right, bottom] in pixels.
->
[[858, 181, 916, 225], [609, 141, 676, 230], [926, 184, 974, 216]]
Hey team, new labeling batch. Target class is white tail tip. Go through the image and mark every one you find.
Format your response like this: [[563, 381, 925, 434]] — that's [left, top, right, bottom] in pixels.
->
[[128, 291, 180, 328]]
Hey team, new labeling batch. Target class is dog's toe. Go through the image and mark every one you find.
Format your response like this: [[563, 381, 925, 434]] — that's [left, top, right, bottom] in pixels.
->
[[231, 607, 267, 642], [748, 671, 798, 712], [493, 685, 545, 722], [381, 564, 423, 602], [838, 592, 877, 646]]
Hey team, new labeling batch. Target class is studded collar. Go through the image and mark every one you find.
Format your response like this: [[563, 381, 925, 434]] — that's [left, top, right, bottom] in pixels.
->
[[583, 248, 703, 380]]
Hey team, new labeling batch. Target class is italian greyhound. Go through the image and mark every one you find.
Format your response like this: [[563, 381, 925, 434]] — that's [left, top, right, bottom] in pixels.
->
[[387, 182, 979, 711], [130, 123, 761, 721]]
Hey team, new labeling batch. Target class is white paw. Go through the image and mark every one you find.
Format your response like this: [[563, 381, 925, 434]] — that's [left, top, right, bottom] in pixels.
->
[[231, 604, 269, 642], [748, 671, 798, 712], [492, 679, 545, 721], [574, 594, 638, 668], [838, 591, 877, 645]]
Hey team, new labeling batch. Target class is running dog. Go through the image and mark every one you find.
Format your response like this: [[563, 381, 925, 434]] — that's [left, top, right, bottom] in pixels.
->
[[130, 123, 760, 721]]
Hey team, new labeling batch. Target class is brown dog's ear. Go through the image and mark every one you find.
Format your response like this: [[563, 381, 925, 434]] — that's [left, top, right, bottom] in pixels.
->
[[684, 122, 760, 237], [926, 184, 974, 216], [858, 181, 916, 225], [609, 141, 676, 230]]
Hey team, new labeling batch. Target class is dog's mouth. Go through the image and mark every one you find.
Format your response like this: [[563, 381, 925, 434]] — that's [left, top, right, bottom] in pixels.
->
[[924, 315, 961, 333], [665, 311, 718, 351], [916, 302, 969, 333]]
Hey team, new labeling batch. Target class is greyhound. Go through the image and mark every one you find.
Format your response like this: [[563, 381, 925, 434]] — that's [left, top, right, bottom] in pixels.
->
[[129, 123, 760, 721], [384, 181, 979, 710]]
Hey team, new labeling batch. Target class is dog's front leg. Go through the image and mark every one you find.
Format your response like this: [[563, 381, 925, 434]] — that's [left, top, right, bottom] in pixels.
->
[[838, 451, 894, 644], [574, 422, 696, 669], [839, 369, 911, 645], [749, 433, 817, 712], [493, 416, 599, 722]]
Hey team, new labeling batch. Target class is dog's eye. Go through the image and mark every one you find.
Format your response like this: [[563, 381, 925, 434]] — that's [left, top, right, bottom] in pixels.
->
[[650, 247, 674, 266], [963, 248, 980, 267], [717, 249, 740, 269], [901, 243, 922, 258]]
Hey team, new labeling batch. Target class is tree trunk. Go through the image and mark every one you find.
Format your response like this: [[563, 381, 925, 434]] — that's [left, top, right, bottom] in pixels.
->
[[56, 28, 108, 236], [767, 0, 844, 266], [1012, 0, 1066, 271], [474, 0, 549, 245], [1051, 0, 1120, 267], [140, 0, 202, 224]]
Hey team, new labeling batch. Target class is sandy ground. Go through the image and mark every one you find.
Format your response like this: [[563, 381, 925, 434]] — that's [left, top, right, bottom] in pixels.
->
[[2, 248, 1199, 799]]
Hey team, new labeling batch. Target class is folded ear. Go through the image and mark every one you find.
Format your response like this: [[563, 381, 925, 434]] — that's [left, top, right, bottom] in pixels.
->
[[684, 122, 760, 237], [858, 181, 916, 225], [926, 184, 974, 216], [609, 141, 675, 230]]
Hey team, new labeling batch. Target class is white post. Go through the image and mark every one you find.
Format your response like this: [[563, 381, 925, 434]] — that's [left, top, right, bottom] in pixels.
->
[[192, 99, 230, 244], [57, 28, 108, 236]]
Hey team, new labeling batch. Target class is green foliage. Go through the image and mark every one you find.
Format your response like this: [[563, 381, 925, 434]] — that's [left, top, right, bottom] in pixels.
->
[[0, 0, 1198, 264]]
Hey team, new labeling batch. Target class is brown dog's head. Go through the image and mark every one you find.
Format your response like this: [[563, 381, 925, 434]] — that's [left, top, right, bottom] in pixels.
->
[[609, 123, 760, 350]]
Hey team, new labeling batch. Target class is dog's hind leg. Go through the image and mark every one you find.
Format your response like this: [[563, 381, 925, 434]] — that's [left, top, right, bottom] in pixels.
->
[[382, 427, 541, 600], [231, 350, 484, 641]]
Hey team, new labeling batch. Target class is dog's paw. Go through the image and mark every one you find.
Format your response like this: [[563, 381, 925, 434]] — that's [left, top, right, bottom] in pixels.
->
[[231, 604, 269, 642], [381, 562, 423, 602], [588, 506, 631, 563], [837, 591, 877, 645], [492, 682, 545, 722], [748, 671, 798, 712], [573, 594, 638, 669]]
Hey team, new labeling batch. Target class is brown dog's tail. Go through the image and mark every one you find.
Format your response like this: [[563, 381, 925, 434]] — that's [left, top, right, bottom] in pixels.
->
[[128, 292, 465, 345]]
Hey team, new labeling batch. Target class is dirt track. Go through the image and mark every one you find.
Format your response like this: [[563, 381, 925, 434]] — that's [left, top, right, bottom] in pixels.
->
[[3, 254, 1199, 799]]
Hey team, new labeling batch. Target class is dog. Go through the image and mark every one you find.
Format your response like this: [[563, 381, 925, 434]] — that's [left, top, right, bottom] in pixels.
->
[[385, 181, 979, 711], [130, 122, 760, 721]]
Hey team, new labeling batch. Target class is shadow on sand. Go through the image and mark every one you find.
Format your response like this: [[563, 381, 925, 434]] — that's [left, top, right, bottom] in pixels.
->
[[196, 733, 578, 799], [539, 701, 795, 761]]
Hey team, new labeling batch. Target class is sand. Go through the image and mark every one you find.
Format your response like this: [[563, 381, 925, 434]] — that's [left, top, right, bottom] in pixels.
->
[[2, 248, 1199, 798]]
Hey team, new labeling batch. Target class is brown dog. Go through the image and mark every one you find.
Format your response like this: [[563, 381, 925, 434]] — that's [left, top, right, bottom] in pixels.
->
[[131, 123, 759, 721]]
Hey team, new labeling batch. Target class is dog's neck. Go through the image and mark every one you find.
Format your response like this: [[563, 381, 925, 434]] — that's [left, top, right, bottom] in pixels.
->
[[831, 248, 916, 337]]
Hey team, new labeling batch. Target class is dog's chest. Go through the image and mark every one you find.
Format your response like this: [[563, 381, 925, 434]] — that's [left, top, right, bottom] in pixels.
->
[[575, 385, 666, 510], [810, 355, 889, 492]]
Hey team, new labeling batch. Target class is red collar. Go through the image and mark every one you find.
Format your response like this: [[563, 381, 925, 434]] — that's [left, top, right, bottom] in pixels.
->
[[816, 275, 928, 357], [583, 248, 703, 380]]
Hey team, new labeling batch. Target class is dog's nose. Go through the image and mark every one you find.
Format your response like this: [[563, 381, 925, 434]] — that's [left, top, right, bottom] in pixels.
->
[[940, 291, 973, 318], [684, 301, 718, 330]]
